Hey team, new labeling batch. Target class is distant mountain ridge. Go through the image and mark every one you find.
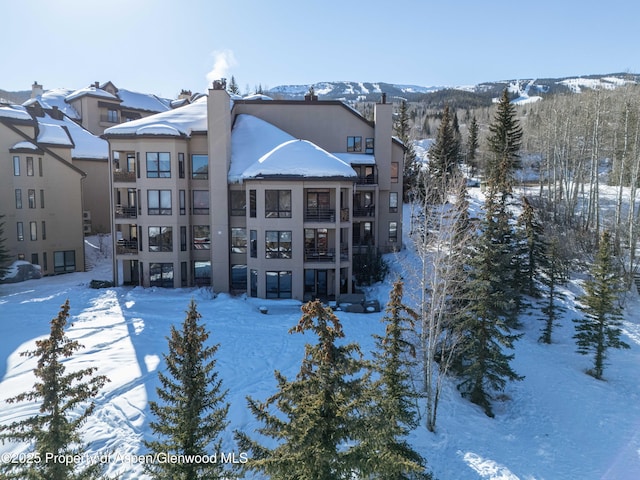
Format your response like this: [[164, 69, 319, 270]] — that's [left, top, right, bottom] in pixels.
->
[[3, 72, 638, 108], [267, 72, 640, 104]]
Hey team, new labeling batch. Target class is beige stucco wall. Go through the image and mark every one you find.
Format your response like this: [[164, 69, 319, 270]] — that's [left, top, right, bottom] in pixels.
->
[[0, 123, 85, 275]]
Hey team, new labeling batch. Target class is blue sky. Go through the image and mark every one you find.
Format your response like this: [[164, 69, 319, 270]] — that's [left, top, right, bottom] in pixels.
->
[[2, 0, 638, 98]]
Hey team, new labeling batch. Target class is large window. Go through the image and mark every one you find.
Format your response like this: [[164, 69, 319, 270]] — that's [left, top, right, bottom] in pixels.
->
[[249, 190, 256, 217], [148, 226, 173, 252], [389, 192, 398, 213], [347, 136, 362, 152], [17, 222, 24, 241], [26, 157, 34, 176], [391, 162, 399, 183], [30, 221, 37, 241], [266, 271, 292, 299], [191, 154, 208, 179], [146, 152, 171, 178], [250, 230, 257, 258], [15, 189, 22, 209], [107, 109, 119, 123], [266, 231, 292, 259], [231, 228, 247, 253], [148, 190, 172, 215], [28, 189, 36, 209], [365, 137, 374, 154], [230, 190, 246, 216], [54, 250, 75, 273], [13, 156, 20, 176], [265, 190, 291, 218], [231, 264, 247, 290], [194, 261, 211, 287], [389, 221, 398, 242], [192, 190, 209, 215], [149, 263, 174, 287], [193, 225, 210, 250]]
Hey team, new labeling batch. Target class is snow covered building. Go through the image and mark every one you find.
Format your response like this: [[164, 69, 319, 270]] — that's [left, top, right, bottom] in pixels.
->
[[104, 83, 404, 300], [0, 103, 98, 275], [23, 81, 181, 234]]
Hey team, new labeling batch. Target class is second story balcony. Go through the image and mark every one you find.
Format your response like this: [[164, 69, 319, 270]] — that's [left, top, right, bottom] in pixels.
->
[[115, 205, 137, 219], [305, 207, 336, 223], [113, 169, 136, 183], [116, 239, 138, 255]]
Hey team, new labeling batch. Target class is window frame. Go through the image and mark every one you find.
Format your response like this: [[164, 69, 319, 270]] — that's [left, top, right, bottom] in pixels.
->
[[193, 225, 211, 250], [265, 230, 292, 259], [192, 190, 209, 215], [265, 190, 292, 218], [347, 136, 362, 152], [147, 190, 172, 215], [148, 226, 173, 252], [191, 154, 208, 180], [265, 271, 292, 299], [146, 152, 171, 178]]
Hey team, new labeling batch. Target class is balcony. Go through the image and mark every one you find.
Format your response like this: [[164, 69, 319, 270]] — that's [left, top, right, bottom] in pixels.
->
[[305, 208, 336, 222], [113, 170, 136, 182], [304, 248, 336, 262], [355, 174, 377, 185], [115, 205, 137, 219], [340, 208, 350, 222], [116, 239, 138, 255], [353, 205, 376, 217]]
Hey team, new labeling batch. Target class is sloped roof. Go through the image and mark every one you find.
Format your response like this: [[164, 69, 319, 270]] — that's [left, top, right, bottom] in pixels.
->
[[240, 138, 357, 180], [0, 104, 32, 121], [104, 96, 208, 137]]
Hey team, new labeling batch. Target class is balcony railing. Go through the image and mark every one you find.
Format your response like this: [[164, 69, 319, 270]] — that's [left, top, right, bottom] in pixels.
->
[[355, 174, 377, 185], [113, 170, 136, 182], [305, 208, 336, 222], [114, 205, 137, 219], [116, 240, 138, 255], [304, 248, 335, 262], [353, 205, 376, 217]]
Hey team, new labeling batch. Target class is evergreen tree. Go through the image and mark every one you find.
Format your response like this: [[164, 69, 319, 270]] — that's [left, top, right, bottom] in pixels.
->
[[539, 235, 567, 344], [427, 105, 460, 203], [227, 75, 240, 95], [0, 300, 109, 480], [452, 93, 525, 416], [573, 231, 630, 380], [0, 215, 10, 278], [145, 299, 231, 479], [359, 280, 431, 479], [486, 89, 523, 204], [466, 116, 479, 176], [515, 197, 546, 298], [236, 300, 368, 479]]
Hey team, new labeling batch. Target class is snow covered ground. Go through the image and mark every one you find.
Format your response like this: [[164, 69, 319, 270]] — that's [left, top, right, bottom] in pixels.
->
[[1, 200, 640, 479]]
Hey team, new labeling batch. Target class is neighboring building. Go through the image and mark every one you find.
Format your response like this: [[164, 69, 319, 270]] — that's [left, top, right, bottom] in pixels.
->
[[0, 103, 89, 275], [23, 81, 181, 234], [104, 83, 404, 300]]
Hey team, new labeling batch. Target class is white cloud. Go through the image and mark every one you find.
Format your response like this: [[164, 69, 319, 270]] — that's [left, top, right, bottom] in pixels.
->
[[206, 49, 237, 86]]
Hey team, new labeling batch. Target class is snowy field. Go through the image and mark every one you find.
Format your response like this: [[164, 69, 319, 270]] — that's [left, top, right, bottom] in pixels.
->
[[2, 200, 640, 479]]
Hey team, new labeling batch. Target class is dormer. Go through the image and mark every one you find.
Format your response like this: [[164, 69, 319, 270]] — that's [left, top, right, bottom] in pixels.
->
[[101, 81, 119, 97]]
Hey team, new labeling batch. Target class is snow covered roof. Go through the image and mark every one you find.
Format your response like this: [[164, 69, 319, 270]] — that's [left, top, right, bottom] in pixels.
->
[[104, 96, 208, 137], [37, 123, 73, 147], [23, 88, 80, 119], [240, 139, 357, 180], [11, 140, 40, 151], [66, 86, 119, 102], [0, 104, 32, 121], [117, 89, 172, 113], [229, 114, 296, 182], [334, 152, 376, 165], [40, 114, 108, 160]]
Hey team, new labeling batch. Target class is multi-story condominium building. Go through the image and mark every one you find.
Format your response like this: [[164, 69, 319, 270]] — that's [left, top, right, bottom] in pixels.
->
[[0, 103, 99, 275], [23, 81, 183, 234], [105, 82, 404, 300]]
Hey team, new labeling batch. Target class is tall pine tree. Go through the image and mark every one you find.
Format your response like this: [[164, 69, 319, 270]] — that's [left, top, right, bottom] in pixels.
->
[[427, 105, 460, 203], [0, 300, 109, 480], [466, 116, 480, 176], [539, 235, 567, 344], [359, 280, 431, 479], [145, 299, 231, 479], [236, 300, 368, 479], [453, 90, 524, 416], [573, 231, 630, 379]]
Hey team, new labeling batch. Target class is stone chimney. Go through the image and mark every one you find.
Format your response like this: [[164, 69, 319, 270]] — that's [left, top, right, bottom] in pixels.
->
[[178, 89, 192, 101], [31, 81, 44, 98]]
